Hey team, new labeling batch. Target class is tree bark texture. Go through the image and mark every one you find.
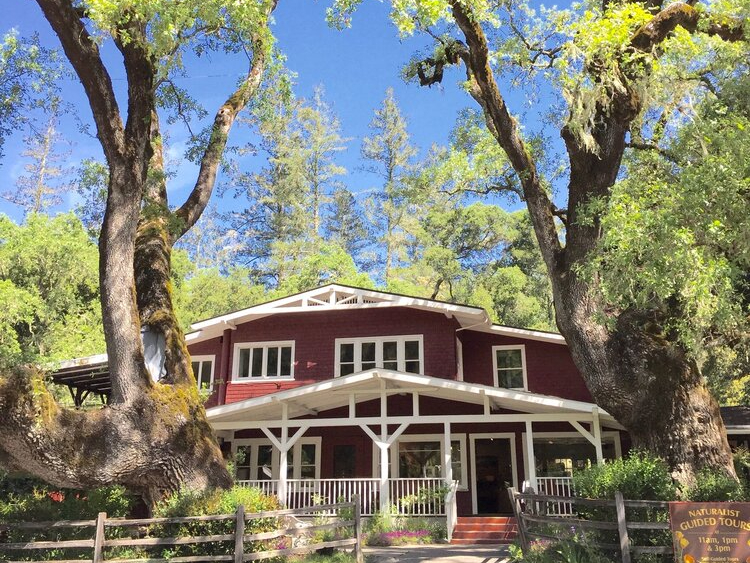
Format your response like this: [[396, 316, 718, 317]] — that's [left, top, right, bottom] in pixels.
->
[[0, 0, 273, 501], [448, 0, 738, 485]]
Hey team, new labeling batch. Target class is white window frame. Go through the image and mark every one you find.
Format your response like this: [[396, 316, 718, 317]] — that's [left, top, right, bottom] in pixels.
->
[[190, 354, 215, 390], [232, 341, 295, 382], [492, 344, 528, 390], [387, 433, 468, 490], [232, 437, 322, 480], [334, 335, 424, 377]]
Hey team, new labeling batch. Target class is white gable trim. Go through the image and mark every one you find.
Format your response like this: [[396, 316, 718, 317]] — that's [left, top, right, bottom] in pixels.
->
[[186, 283, 567, 346]]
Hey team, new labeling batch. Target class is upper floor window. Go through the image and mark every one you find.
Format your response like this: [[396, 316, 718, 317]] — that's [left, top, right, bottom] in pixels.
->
[[233, 341, 294, 381], [191, 355, 215, 390], [493, 345, 527, 390], [335, 335, 423, 377]]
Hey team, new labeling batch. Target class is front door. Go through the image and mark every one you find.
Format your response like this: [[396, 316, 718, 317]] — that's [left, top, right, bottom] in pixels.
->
[[472, 437, 515, 514]]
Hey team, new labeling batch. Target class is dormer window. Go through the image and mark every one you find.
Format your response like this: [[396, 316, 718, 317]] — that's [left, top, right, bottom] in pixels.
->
[[335, 335, 423, 377], [493, 345, 527, 390], [233, 341, 294, 381]]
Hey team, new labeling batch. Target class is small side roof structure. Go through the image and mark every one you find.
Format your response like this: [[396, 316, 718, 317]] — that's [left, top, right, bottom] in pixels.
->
[[50, 353, 110, 406]]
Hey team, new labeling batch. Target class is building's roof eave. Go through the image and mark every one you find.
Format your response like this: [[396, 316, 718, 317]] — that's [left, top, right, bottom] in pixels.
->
[[206, 369, 618, 425]]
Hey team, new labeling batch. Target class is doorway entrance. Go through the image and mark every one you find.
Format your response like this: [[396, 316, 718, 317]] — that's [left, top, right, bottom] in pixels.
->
[[470, 434, 517, 514]]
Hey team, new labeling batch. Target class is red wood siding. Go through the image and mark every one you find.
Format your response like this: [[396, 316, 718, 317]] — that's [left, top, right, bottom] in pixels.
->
[[459, 330, 592, 402], [191, 307, 462, 404]]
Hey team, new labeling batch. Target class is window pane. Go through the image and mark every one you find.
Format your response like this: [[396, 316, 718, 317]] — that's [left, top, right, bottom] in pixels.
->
[[383, 342, 398, 361], [257, 445, 273, 480], [399, 441, 441, 478], [362, 342, 376, 369], [340, 363, 355, 376], [200, 361, 212, 388], [299, 443, 316, 478], [267, 347, 279, 377], [405, 340, 420, 360], [251, 348, 263, 377], [405, 360, 420, 374], [280, 347, 292, 376], [333, 445, 356, 478], [497, 349, 522, 369], [361, 342, 376, 362], [239, 349, 251, 378], [500, 369, 524, 388], [451, 440, 462, 481], [236, 446, 251, 480], [340, 343, 354, 363], [191, 361, 200, 379]]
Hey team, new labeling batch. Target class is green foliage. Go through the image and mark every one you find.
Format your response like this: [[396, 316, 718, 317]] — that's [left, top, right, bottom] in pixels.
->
[[150, 486, 282, 558], [0, 213, 103, 368], [0, 474, 133, 522], [0, 31, 66, 160], [687, 469, 748, 502], [572, 450, 677, 501]]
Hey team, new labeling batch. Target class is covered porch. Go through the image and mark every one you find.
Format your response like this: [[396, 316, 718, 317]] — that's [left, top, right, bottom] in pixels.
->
[[206, 369, 623, 533]]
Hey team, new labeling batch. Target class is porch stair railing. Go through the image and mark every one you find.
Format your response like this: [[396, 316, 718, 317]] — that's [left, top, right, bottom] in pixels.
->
[[534, 476, 575, 515]]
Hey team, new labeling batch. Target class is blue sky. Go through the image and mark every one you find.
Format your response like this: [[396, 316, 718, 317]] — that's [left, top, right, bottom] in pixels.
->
[[1, 0, 536, 223]]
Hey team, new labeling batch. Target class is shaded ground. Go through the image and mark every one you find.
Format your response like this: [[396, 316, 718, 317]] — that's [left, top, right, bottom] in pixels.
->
[[365, 544, 511, 563]]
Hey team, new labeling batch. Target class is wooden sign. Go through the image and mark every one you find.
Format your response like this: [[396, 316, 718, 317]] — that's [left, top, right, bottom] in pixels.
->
[[669, 502, 750, 563]]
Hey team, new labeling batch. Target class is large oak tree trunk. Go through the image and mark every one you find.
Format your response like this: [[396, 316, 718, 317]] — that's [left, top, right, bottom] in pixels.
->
[[443, 0, 740, 485], [0, 0, 273, 503]]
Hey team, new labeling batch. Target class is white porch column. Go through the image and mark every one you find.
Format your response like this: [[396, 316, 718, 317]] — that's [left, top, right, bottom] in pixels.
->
[[360, 422, 409, 514], [524, 420, 537, 491], [261, 403, 309, 508], [443, 421, 453, 486], [592, 407, 604, 465]]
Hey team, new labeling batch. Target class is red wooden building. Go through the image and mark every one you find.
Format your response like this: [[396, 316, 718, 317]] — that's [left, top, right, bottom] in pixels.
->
[[53, 283, 749, 542]]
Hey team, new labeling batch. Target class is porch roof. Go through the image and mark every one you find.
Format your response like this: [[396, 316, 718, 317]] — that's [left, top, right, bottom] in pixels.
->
[[206, 369, 620, 427]]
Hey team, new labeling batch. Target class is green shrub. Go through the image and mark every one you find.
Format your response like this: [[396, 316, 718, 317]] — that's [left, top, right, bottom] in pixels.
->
[[147, 485, 282, 559], [572, 450, 677, 501], [508, 537, 612, 563], [687, 469, 748, 501]]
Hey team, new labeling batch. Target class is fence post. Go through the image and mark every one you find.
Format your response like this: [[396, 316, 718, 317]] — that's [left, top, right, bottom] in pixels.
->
[[615, 491, 631, 563], [93, 511, 106, 563], [234, 504, 245, 563], [353, 495, 363, 563], [507, 488, 529, 552]]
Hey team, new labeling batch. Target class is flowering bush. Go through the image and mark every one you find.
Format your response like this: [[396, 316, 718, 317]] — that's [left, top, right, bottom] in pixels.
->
[[367, 529, 432, 546]]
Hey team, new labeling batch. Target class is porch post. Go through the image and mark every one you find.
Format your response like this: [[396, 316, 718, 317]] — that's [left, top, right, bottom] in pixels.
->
[[278, 405, 289, 506], [443, 422, 453, 486], [592, 407, 604, 465], [524, 420, 537, 491], [379, 442, 389, 513]]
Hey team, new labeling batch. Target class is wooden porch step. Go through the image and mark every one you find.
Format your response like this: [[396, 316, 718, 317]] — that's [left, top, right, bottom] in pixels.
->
[[450, 517, 518, 545]]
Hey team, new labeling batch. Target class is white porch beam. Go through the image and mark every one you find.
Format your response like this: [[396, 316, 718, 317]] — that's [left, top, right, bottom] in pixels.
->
[[524, 421, 537, 491], [412, 392, 419, 416], [211, 411, 601, 430], [569, 421, 597, 446]]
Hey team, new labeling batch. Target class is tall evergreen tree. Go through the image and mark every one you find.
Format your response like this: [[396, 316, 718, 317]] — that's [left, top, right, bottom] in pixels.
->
[[361, 88, 417, 284]]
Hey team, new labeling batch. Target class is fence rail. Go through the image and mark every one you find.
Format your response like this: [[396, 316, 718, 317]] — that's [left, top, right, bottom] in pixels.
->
[[0, 499, 363, 563], [509, 488, 672, 563]]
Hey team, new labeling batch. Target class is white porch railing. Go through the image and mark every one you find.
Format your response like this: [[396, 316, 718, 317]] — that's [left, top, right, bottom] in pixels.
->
[[237, 478, 454, 517], [535, 476, 575, 516]]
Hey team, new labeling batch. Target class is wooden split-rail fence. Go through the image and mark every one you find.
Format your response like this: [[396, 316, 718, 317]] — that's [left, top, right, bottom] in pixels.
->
[[0, 499, 363, 563], [509, 488, 673, 562]]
